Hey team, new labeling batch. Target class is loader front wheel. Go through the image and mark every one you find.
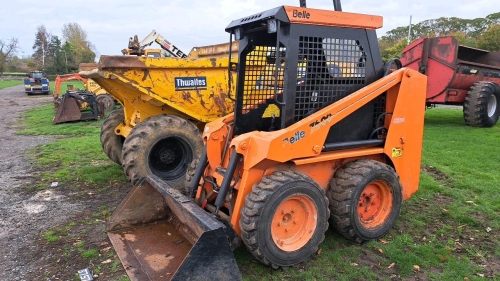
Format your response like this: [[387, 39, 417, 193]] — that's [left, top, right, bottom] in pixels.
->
[[328, 160, 402, 243], [100, 108, 125, 165], [122, 115, 203, 189], [463, 81, 500, 127], [240, 170, 329, 268]]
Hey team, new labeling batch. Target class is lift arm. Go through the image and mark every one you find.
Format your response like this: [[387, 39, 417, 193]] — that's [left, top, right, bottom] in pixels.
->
[[138, 30, 188, 58]]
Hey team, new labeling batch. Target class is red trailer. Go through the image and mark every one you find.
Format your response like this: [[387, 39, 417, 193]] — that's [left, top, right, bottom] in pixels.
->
[[400, 36, 500, 127]]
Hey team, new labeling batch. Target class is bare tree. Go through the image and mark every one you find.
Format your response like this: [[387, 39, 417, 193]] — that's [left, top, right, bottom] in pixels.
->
[[0, 38, 20, 75], [32, 25, 52, 70]]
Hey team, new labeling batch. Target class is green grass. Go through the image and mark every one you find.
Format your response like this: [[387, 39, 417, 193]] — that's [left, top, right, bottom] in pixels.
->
[[20, 104, 125, 185], [0, 80, 23, 89], [0, 77, 83, 94], [53, 81, 85, 95], [82, 249, 99, 259], [43, 230, 61, 242]]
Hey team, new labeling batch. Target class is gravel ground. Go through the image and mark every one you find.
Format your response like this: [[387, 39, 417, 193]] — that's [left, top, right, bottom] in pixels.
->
[[0, 85, 128, 280], [0, 85, 71, 279]]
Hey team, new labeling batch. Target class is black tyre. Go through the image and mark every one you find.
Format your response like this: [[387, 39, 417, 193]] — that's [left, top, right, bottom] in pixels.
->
[[240, 170, 329, 268], [100, 108, 125, 165], [463, 81, 500, 127], [96, 94, 115, 117], [328, 160, 402, 243], [121, 115, 203, 189]]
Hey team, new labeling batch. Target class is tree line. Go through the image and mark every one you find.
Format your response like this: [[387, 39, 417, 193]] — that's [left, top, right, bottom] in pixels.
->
[[379, 12, 500, 61], [0, 22, 96, 76]]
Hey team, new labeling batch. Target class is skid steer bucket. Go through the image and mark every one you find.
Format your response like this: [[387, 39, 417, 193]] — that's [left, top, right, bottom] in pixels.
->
[[53, 92, 102, 124], [52, 94, 83, 124], [107, 175, 241, 281]]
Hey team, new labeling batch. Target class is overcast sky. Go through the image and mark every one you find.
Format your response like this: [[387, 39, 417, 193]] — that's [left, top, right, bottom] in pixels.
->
[[0, 0, 495, 60]]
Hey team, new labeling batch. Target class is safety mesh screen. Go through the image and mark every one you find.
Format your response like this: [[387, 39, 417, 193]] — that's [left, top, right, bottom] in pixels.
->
[[371, 94, 388, 138], [294, 37, 366, 122], [241, 45, 285, 111]]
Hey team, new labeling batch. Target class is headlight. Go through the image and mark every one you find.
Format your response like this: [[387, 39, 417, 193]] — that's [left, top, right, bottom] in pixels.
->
[[267, 19, 277, 33]]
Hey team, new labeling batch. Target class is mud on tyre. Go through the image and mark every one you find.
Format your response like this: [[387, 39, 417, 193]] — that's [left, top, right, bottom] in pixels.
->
[[121, 115, 203, 189], [100, 108, 125, 165]]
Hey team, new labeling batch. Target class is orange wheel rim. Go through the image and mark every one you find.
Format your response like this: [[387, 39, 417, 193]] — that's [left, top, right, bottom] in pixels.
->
[[357, 180, 393, 229], [271, 195, 317, 252]]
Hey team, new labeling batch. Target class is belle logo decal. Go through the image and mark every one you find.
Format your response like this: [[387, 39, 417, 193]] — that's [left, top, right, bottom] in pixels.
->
[[292, 10, 310, 19], [282, 131, 306, 146], [175, 77, 207, 91]]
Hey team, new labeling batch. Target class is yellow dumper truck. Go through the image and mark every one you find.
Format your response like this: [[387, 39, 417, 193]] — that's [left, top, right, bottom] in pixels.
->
[[80, 41, 244, 187]]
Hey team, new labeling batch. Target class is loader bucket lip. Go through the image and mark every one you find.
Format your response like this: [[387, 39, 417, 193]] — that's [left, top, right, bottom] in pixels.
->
[[107, 175, 242, 280]]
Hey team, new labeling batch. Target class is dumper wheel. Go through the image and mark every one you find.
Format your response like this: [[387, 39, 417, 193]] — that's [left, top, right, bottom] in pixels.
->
[[100, 108, 125, 165], [328, 160, 402, 243], [463, 81, 500, 127], [184, 159, 198, 195], [240, 170, 329, 268], [122, 115, 203, 189], [96, 94, 115, 116]]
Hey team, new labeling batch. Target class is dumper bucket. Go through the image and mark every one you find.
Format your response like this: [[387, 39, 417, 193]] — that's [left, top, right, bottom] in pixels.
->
[[52, 94, 82, 124], [107, 175, 241, 281]]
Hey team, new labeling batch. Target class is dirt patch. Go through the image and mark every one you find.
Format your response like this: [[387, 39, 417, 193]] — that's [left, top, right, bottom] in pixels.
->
[[0, 85, 129, 280], [422, 165, 452, 186]]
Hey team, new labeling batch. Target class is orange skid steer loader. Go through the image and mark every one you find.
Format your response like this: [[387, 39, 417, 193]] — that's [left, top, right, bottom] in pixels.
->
[[106, 1, 428, 280]]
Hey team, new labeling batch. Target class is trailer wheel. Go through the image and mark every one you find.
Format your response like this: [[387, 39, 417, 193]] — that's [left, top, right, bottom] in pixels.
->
[[328, 160, 402, 243], [96, 94, 115, 116], [100, 108, 125, 165], [464, 81, 500, 127], [122, 115, 203, 189], [240, 170, 329, 269]]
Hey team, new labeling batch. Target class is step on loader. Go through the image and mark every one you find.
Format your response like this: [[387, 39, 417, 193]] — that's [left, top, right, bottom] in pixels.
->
[[106, 1, 428, 280]]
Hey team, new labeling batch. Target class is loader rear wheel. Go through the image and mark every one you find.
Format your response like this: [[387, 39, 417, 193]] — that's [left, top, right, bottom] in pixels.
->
[[122, 115, 203, 189], [240, 170, 329, 268], [328, 160, 402, 243], [100, 108, 125, 165], [463, 81, 500, 127]]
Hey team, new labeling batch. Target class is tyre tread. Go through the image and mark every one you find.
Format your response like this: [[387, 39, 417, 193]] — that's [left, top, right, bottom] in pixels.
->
[[121, 115, 202, 186], [463, 81, 500, 127], [327, 160, 401, 243], [100, 108, 124, 165], [240, 170, 329, 269]]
